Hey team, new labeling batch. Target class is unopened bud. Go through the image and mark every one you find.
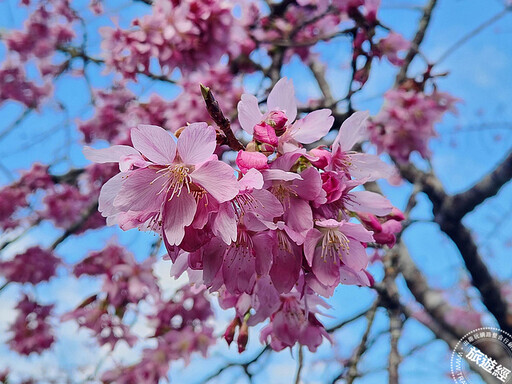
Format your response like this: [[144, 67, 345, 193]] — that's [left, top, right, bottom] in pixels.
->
[[237, 320, 249, 353], [358, 212, 382, 233], [387, 207, 405, 221], [223, 317, 240, 346]]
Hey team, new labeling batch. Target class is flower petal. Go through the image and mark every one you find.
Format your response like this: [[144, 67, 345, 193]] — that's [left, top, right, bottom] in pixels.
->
[[202, 238, 226, 286], [98, 173, 124, 217], [237, 94, 262, 134], [290, 109, 334, 144], [312, 248, 339, 287], [344, 190, 393, 216], [349, 153, 394, 181], [83, 145, 139, 163], [212, 203, 237, 245], [131, 125, 176, 164], [284, 198, 313, 234], [191, 160, 238, 203], [163, 192, 197, 246], [113, 168, 165, 212], [333, 111, 369, 152], [177, 123, 216, 165], [267, 78, 297, 122], [342, 240, 368, 270]]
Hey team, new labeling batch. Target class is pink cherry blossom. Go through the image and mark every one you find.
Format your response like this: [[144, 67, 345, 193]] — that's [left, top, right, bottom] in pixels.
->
[[0, 246, 60, 284], [8, 295, 55, 355], [369, 88, 458, 161], [304, 219, 374, 288], [84, 123, 239, 247]]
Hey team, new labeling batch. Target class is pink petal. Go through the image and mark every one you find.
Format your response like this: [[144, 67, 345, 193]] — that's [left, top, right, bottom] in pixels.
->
[[345, 190, 393, 216], [177, 123, 216, 165], [113, 168, 165, 212], [271, 149, 305, 171], [236, 151, 268, 174], [342, 222, 375, 243], [223, 246, 255, 294], [98, 173, 124, 217], [253, 232, 273, 276], [267, 78, 297, 123], [249, 276, 281, 325], [304, 228, 322, 266], [262, 169, 302, 182], [312, 248, 340, 287], [333, 111, 369, 152], [250, 189, 284, 220], [292, 167, 323, 201], [238, 168, 264, 192], [290, 109, 334, 144], [349, 153, 394, 181], [339, 265, 371, 286], [191, 160, 238, 203], [342, 240, 368, 270], [162, 191, 197, 246], [212, 203, 237, 244], [131, 125, 176, 164], [284, 198, 313, 234], [83, 145, 139, 164], [270, 240, 301, 293], [237, 94, 262, 134], [202, 238, 226, 286]]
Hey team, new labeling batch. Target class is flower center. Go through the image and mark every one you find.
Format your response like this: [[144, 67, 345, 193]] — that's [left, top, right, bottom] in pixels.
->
[[271, 183, 297, 208], [231, 193, 260, 219], [319, 228, 349, 264]]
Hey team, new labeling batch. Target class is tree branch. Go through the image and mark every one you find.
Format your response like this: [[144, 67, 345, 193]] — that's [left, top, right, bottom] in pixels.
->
[[446, 149, 512, 220], [200, 85, 244, 151], [395, 0, 438, 85]]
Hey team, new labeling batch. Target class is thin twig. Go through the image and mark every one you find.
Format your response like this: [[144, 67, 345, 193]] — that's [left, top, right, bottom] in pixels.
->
[[395, 0, 438, 85], [200, 84, 244, 151], [294, 345, 304, 384]]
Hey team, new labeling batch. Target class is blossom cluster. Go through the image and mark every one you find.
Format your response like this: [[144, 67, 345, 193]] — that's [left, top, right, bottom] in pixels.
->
[[79, 65, 242, 145], [8, 295, 55, 355], [0, 246, 60, 285], [100, 0, 243, 79], [100, 285, 215, 383], [0, 0, 77, 107], [63, 244, 158, 348], [85, 78, 400, 352], [369, 88, 458, 161]]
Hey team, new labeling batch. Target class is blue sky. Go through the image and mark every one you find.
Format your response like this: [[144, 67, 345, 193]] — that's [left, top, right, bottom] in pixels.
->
[[0, 0, 511, 383]]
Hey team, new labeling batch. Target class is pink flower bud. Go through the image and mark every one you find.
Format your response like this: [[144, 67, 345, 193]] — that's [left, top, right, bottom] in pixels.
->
[[253, 122, 278, 147], [237, 321, 249, 353], [267, 110, 288, 134], [358, 212, 383, 232], [223, 317, 240, 346], [387, 207, 405, 221], [309, 147, 332, 169], [321, 171, 343, 203], [236, 151, 269, 174]]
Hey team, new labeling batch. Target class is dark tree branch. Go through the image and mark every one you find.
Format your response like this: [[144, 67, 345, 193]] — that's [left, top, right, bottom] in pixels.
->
[[308, 58, 335, 107], [331, 300, 379, 384], [393, 161, 512, 334], [200, 85, 244, 151], [199, 346, 270, 384], [395, 0, 438, 85], [436, 219, 512, 333], [446, 149, 512, 220], [50, 201, 99, 250]]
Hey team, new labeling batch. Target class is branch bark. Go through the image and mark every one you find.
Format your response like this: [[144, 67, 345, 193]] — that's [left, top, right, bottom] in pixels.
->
[[445, 149, 512, 220], [395, 0, 438, 85]]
